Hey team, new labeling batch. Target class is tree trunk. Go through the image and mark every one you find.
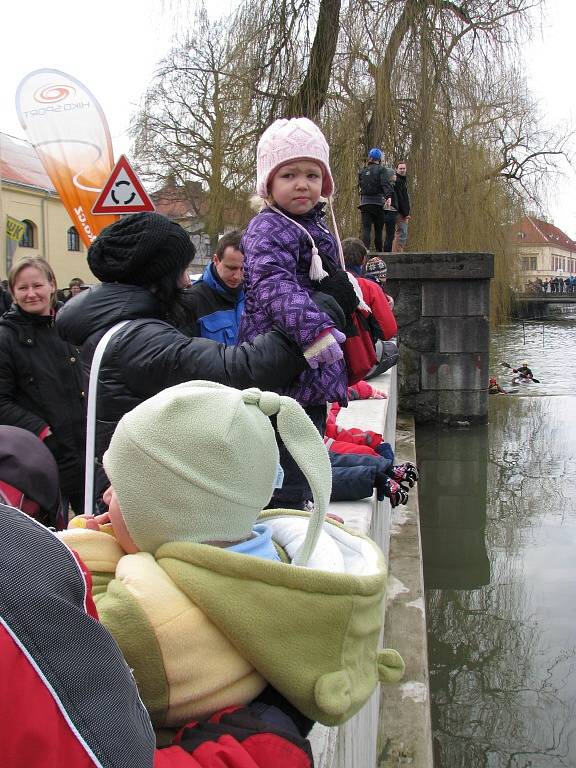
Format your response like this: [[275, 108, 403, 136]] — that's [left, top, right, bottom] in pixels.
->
[[285, 0, 342, 118]]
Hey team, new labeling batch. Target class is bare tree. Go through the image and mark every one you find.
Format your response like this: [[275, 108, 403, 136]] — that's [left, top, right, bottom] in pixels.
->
[[132, 0, 571, 319], [131, 8, 258, 241]]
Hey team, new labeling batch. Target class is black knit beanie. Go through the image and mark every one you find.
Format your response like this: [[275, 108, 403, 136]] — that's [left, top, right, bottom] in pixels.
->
[[88, 212, 194, 285]]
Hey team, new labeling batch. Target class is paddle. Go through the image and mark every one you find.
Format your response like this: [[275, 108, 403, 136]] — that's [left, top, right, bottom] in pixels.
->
[[500, 361, 540, 383]]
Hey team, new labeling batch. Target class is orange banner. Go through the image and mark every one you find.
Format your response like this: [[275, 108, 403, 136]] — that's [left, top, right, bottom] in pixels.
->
[[15, 69, 119, 247]]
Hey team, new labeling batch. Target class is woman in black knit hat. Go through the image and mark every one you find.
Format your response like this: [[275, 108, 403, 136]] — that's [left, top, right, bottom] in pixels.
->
[[57, 212, 341, 509]]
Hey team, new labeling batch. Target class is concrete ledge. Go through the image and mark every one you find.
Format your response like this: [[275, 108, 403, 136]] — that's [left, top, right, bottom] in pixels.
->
[[310, 371, 432, 767], [310, 369, 393, 768], [378, 415, 433, 767], [385, 252, 494, 280]]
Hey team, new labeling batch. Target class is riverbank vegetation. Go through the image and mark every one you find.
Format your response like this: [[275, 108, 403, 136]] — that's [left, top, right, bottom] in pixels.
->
[[131, 0, 570, 323]]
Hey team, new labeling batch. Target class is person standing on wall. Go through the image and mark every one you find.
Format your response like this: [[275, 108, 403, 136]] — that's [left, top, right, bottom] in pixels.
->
[[383, 167, 398, 253], [358, 148, 393, 253], [392, 160, 411, 253]]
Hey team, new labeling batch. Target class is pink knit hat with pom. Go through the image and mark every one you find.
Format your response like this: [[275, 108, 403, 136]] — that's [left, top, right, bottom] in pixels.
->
[[256, 118, 335, 199]]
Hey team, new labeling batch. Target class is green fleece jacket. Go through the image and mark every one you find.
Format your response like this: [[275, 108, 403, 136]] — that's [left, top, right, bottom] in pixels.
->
[[60, 510, 403, 727]]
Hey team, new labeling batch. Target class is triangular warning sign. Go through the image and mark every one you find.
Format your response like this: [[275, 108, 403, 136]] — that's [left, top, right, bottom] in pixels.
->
[[92, 155, 155, 214]]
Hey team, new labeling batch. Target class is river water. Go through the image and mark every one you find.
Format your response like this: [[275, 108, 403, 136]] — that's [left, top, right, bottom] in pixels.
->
[[417, 307, 576, 767]]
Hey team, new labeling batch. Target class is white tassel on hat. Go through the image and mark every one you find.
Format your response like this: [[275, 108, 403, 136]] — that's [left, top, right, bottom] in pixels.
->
[[267, 204, 329, 281], [326, 198, 370, 313], [309, 245, 329, 281]]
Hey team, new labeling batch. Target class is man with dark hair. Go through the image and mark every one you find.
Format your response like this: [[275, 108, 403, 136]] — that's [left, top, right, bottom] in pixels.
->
[[358, 148, 393, 253], [182, 231, 245, 344], [392, 161, 411, 252]]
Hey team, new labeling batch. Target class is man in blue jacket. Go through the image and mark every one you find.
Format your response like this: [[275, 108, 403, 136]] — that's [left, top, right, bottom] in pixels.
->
[[182, 231, 245, 344]]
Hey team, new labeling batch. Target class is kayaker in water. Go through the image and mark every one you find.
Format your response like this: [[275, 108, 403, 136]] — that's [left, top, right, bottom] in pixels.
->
[[512, 360, 533, 380], [488, 377, 507, 395], [511, 360, 536, 386]]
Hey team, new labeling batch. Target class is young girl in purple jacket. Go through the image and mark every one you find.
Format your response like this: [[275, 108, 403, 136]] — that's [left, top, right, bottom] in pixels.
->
[[238, 117, 350, 509]]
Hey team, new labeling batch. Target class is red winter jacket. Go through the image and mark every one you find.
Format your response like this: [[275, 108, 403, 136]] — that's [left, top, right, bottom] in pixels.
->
[[1, 505, 313, 768], [355, 276, 397, 340], [341, 273, 397, 386], [325, 401, 384, 452], [155, 705, 312, 767], [0, 503, 155, 768]]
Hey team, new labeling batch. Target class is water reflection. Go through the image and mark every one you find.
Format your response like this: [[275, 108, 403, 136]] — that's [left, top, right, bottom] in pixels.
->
[[419, 425, 490, 590], [420, 342, 576, 766]]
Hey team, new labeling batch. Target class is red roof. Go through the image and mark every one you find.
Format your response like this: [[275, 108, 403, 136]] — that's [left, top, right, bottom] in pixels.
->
[[511, 215, 576, 251], [0, 132, 55, 192], [152, 184, 202, 220], [152, 183, 248, 228]]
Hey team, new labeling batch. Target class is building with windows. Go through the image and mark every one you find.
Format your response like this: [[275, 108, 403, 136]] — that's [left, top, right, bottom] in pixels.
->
[[1, 132, 245, 287], [510, 215, 576, 286], [0, 132, 94, 287]]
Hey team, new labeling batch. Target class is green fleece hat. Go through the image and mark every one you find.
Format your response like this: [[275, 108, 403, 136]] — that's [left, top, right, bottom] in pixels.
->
[[103, 381, 331, 557]]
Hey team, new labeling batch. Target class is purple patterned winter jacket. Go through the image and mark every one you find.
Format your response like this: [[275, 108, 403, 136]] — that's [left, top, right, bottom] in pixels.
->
[[238, 204, 348, 406]]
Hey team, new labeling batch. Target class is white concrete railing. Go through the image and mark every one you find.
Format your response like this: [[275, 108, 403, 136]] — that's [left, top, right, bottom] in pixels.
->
[[309, 366, 397, 768]]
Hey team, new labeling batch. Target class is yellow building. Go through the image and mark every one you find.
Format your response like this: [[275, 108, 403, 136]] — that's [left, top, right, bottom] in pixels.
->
[[511, 215, 576, 287], [1, 132, 94, 287]]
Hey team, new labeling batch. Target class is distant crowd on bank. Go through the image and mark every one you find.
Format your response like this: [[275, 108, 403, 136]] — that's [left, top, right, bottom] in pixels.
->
[[525, 275, 576, 294]]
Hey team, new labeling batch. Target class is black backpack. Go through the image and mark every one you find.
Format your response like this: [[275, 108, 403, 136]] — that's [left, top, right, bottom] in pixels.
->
[[358, 165, 384, 196]]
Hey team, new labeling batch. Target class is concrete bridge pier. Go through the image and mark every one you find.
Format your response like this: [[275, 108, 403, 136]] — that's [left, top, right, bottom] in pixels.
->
[[385, 252, 494, 425]]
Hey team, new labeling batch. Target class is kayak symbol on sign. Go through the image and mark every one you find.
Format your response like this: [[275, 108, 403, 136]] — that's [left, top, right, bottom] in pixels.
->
[[92, 155, 155, 214]]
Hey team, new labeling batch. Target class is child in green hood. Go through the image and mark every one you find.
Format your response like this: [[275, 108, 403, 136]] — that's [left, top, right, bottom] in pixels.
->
[[61, 380, 402, 735]]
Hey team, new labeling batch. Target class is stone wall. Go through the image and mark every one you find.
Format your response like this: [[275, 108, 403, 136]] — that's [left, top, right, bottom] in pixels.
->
[[385, 252, 494, 425]]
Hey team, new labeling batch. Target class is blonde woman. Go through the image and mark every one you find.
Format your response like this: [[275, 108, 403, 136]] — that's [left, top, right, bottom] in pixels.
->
[[0, 257, 85, 518]]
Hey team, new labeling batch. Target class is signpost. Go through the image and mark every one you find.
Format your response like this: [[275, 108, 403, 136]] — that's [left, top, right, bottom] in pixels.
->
[[92, 155, 155, 215]]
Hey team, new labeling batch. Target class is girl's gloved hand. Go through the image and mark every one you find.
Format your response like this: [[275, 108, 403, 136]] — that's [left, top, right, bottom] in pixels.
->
[[304, 328, 345, 369]]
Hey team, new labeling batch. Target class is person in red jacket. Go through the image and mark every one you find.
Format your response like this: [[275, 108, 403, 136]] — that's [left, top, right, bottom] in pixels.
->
[[325, 383, 418, 507], [0, 503, 313, 768], [342, 237, 397, 340], [0, 506, 156, 768]]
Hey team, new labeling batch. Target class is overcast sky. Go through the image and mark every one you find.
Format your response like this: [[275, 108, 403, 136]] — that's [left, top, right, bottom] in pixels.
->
[[1, 0, 574, 233]]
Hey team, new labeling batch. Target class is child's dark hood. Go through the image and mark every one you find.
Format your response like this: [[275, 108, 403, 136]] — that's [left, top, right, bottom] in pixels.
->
[[0, 425, 62, 527]]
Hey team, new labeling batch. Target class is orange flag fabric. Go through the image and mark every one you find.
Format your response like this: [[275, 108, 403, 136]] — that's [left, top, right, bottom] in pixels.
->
[[16, 69, 119, 247]]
